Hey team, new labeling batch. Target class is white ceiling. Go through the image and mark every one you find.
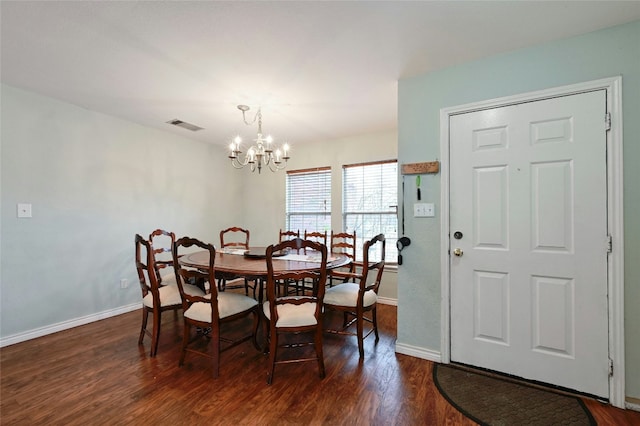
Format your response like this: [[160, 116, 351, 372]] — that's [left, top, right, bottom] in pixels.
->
[[2, 1, 639, 147]]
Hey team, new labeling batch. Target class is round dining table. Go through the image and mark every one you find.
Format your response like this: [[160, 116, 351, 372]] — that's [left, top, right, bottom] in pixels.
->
[[178, 247, 351, 301]]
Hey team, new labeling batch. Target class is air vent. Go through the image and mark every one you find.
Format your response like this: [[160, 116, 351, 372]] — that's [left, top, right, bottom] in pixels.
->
[[166, 119, 204, 132]]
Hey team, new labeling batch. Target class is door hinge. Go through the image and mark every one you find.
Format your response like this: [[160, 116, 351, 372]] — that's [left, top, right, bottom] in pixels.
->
[[607, 234, 613, 254], [605, 112, 611, 131], [609, 358, 614, 377]]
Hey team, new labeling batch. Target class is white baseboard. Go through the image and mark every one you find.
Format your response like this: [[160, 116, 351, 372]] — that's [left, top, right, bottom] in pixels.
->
[[395, 342, 442, 363], [0, 297, 398, 348], [626, 399, 640, 412], [377, 296, 397, 306], [0, 303, 140, 348]]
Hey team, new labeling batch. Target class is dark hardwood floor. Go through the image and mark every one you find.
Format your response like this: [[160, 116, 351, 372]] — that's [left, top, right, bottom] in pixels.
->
[[1, 303, 638, 425]]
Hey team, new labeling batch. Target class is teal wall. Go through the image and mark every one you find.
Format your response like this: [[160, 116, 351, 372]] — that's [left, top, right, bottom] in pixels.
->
[[398, 21, 640, 399]]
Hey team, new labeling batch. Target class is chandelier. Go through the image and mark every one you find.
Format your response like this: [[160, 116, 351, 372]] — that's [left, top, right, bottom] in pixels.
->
[[228, 105, 290, 173]]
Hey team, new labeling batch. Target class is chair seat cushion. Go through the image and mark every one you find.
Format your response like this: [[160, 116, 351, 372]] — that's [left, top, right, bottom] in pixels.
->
[[143, 283, 204, 308], [184, 292, 258, 322], [159, 272, 177, 286], [262, 298, 318, 327], [324, 283, 377, 308]]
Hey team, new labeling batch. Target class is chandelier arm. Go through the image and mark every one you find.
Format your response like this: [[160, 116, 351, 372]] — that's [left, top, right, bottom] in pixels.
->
[[267, 159, 287, 173], [231, 156, 251, 167]]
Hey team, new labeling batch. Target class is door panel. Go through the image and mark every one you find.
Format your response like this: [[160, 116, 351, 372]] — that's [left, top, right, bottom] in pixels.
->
[[449, 90, 609, 398]]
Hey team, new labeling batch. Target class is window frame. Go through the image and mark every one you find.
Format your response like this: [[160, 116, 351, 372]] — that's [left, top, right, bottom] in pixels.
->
[[342, 159, 398, 263]]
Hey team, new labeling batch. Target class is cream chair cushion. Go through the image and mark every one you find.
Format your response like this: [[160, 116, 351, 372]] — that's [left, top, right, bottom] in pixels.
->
[[262, 297, 318, 327], [324, 283, 377, 308], [159, 271, 177, 286], [184, 292, 258, 322], [143, 283, 204, 308]]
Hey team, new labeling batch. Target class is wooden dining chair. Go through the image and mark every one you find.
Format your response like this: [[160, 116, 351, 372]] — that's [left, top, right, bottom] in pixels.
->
[[263, 238, 328, 385], [277, 229, 301, 295], [324, 233, 385, 358], [173, 236, 260, 378], [135, 234, 205, 357], [220, 226, 250, 250], [149, 228, 178, 286], [279, 229, 300, 242], [304, 230, 327, 248], [297, 230, 328, 294], [217, 227, 257, 297], [328, 230, 357, 286]]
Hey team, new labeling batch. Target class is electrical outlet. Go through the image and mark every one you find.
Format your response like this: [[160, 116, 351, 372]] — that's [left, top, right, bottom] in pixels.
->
[[120, 278, 129, 289]]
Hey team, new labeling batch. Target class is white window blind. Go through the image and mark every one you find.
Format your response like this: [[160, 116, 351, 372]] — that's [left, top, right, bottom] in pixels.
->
[[343, 160, 398, 262], [286, 167, 331, 233]]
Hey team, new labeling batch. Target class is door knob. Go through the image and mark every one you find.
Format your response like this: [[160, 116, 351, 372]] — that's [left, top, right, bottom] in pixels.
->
[[453, 248, 463, 257]]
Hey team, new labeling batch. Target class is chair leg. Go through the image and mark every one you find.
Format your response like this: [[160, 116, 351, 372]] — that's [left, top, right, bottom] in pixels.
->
[[211, 323, 220, 379], [372, 306, 379, 342], [138, 308, 149, 345], [267, 328, 278, 385], [179, 321, 190, 366], [342, 312, 349, 328], [315, 326, 326, 379], [357, 312, 365, 358], [150, 309, 161, 357], [256, 279, 264, 303], [251, 310, 261, 351]]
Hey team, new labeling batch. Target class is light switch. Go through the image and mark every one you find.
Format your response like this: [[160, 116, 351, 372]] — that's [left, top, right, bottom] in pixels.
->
[[17, 203, 32, 218], [414, 203, 435, 217], [423, 203, 435, 217]]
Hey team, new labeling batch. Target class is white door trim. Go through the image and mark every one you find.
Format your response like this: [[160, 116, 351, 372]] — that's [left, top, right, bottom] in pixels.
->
[[439, 76, 625, 408]]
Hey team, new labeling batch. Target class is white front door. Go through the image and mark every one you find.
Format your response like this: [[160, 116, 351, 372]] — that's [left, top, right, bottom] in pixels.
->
[[449, 90, 609, 398]]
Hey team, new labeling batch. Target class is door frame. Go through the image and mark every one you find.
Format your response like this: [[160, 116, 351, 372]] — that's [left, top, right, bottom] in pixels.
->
[[439, 76, 625, 408]]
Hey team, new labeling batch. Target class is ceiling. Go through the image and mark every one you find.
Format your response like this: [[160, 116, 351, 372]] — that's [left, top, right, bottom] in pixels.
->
[[2, 1, 639, 148]]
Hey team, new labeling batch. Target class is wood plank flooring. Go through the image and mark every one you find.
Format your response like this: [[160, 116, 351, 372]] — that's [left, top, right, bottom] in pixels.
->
[[1, 303, 638, 425]]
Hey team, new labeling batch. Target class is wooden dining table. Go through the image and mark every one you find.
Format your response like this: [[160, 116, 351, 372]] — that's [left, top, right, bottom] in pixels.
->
[[178, 247, 351, 301]]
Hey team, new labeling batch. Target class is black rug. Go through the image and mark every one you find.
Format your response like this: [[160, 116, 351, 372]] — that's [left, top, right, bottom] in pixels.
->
[[433, 364, 596, 426]]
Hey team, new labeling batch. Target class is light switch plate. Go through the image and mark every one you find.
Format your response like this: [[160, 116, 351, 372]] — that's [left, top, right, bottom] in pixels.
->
[[414, 203, 435, 217], [17, 203, 32, 218]]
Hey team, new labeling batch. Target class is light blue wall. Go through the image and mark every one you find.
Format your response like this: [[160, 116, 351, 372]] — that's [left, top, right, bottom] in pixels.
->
[[0, 84, 239, 339], [397, 21, 640, 399], [0, 84, 399, 344]]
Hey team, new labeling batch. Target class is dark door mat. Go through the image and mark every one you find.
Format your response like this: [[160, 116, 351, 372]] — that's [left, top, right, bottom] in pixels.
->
[[433, 364, 596, 425]]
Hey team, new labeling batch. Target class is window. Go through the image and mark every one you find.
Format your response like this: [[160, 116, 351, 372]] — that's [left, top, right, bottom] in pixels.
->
[[286, 167, 331, 233], [343, 160, 398, 263]]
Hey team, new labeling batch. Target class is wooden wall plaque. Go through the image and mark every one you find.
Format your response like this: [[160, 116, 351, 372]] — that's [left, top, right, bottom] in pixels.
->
[[401, 161, 439, 175]]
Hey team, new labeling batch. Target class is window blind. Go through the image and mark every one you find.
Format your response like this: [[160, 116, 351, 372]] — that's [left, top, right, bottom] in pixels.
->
[[286, 167, 331, 233], [343, 160, 398, 262]]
